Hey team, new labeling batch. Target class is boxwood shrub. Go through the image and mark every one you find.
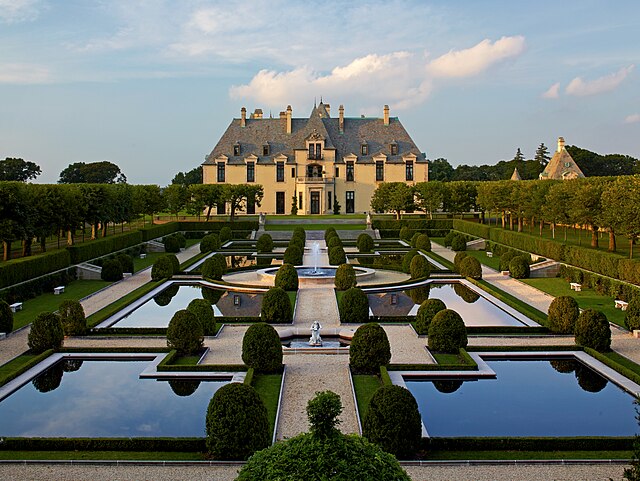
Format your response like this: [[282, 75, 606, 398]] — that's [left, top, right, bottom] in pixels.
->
[[357, 233, 374, 253], [339, 287, 369, 324], [409, 255, 431, 279], [151, 255, 174, 281], [401, 249, 419, 273], [625, 296, 640, 331], [450, 234, 467, 252], [443, 231, 455, 247], [206, 383, 270, 460], [283, 245, 303, 266], [242, 322, 283, 372], [288, 235, 304, 251], [59, 299, 86, 336], [167, 254, 180, 274], [509, 255, 530, 279], [187, 298, 216, 336], [362, 385, 421, 459], [256, 234, 274, 253], [328, 246, 346, 266], [324, 227, 337, 241], [349, 323, 391, 373], [163, 234, 181, 253], [0, 300, 13, 333], [415, 234, 431, 251], [428, 309, 468, 354], [399, 226, 412, 242], [415, 298, 446, 335], [499, 250, 519, 271], [260, 287, 292, 323], [167, 309, 204, 355], [116, 253, 134, 274], [200, 233, 221, 253], [219, 226, 233, 243], [410, 232, 421, 248], [28, 312, 64, 353], [575, 309, 611, 352], [453, 251, 469, 272], [275, 264, 299, 291], [335, 264, 357, 290], [548, 296, 580, 334], [293, 226, 306, 243], [100, 258, 123, 282], [459, 256, 482, 279], [327, 236, 343, 249], [202, 254, 227, 280]]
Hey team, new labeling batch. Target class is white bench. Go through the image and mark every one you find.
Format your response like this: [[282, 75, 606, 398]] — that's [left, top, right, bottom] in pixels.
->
[[570, 282, 582, 292], [486, 251, 493, 258], [10, 302, 23, 313], [615, 300, 629, 311], [140, 253, 147, 259], [54, 286, 65, 295]]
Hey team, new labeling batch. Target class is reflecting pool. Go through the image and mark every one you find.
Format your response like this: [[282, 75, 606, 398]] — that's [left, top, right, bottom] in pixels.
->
[[406, 359, 639, 437], [0, 359, 227, 437]]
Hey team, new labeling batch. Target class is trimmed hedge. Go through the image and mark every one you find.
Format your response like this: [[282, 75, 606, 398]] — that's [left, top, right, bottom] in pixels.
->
[[415, 298, 446, 335], [283, 245, 303, 265], [509, 255, 530, 279], [140, 223, 179, 241], [349, 323, 391, 373], [28, 312, 64, 353], [357, 233, 374, 253], [575, 309, 611, 352], [67, 230, 143, 264], [167, 309, 204, 355], [428, 309, 468, 354], [459, 256, 482, 279], [372, 219, 452, 231], [59, 299, 86, 336], [242, 322, 283, 373], [187, 298, 216, 336], [275, 263, 299, 291], [260, 287, 293, 323], [256, 233, 274, 253], [452, 219, 491, 239], [426, 436, 633, 452], [100, 258, 123, 282], [548, 296, 580, 334], [0, 437, 205, 452], [0, 300, 13, 333], [339, 287, 369, 324], [328, 246, 346, 265], [151, 255, 174, 281], [335, 264, 357, 291], [200, 233, 221, 253], [409, 254, 431, 279], [625, 296, 640, 331], [0, 249, 71, 290]]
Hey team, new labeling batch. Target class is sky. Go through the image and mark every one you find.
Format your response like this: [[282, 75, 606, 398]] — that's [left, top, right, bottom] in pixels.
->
[[0, 0, 638, 185]]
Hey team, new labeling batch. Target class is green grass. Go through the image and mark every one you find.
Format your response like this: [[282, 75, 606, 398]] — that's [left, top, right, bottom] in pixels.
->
[[463, 249, 501, 271], [522, 277, 625, 327], [433, 353, 465, 365], [0, 353, 39, 378], [132, 251, 165, 272], [287, 291, 297, 316], [0, 451, 205, 460], [252, 373, 283, 439], [171, 355, 201, 366], [12, 280, 112, 330], [86, 280, 164, 328], [266, 224, 364, 231], [423, 450, 632, 460], [352, 374, 382, 420], [603, 351, 640, 376]]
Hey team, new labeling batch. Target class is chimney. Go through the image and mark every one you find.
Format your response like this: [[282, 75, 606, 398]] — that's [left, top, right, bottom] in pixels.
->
[[557, 136, 565, 152], [279, 111, 286, 120], [325, 104, 330, 116], [253, 108, 263, 119], [383, 105, 390, 126], [339, 104, 344, 134], [240, 107, 246, 127], [286, 105, 292, 134]]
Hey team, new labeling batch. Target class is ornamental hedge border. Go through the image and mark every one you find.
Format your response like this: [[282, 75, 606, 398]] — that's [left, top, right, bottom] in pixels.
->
[[0, 437, 206, 452], [424, 436, 633, 452], [0, 250, 71, 290]]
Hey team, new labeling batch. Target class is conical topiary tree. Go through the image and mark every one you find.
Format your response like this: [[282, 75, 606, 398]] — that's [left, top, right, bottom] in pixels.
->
[[339, 287, 369, 324], [548, 296, 580, 334], [260, 287, 293, 323], [275, 263, 299, 291], [187, 298, 216, 336], [415, 298, 446, 335], [334, 264, 357, 290], [428, 309, 467, 353]]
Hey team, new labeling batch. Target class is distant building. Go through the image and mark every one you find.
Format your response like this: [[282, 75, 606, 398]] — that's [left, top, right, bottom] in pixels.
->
[[510, 168, 522, 180], [539, 137, 585, 180], [202, 101, 428, 214]]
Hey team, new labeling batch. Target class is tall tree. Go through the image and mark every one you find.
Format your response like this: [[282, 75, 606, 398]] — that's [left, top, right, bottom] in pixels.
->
[[443, 181, 477, 218], [512, 148, 525, 163], [542, 181, 573, 240], [0, 182, 28, 260], [188, 184, 225, 221], [370, 182, 415, 220], [0, 158, 41, 182], [132, 185, 165, 226], [414, 181, 444, 219], [224, 184, 264, 222], [534, 143, 551, 168], [427, 158, 454, 182], [172, 166, 203, 186], [601, 176, 640, 257], [164, 183, 189, 220], [59, 161, 127, 184]]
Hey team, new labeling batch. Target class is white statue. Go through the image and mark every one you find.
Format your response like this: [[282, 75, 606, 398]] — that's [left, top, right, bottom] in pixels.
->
[[366, 212, 372, 228], [259, 212, 266, 226], [309, 320, 322, 346]]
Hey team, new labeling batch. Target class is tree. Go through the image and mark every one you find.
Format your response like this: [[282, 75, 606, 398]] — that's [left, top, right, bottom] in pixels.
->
[[601, 176, 640, 257], [0, 157, 41, 182], [428, 157, 454, 181], [543, 181, 573, 240], [132, 184, 166, 226], [512, 148, 525, 163], [349, 323, 391, 373], [0, 182, 28, 260], [163, 183, 189, 220], [167, 309, 204, 355], [414, 181, 444, 219], [224, 184, 264, 221], [534, 143, 551, 168], [0, 300, 14, 333], [370, 182, 414, 219], [242, 322, 283, 372], [58, 161, 126, 184], [290, 194, 298, 215], [28, 312, 64, 353], [442, 181, 477, 217], [172, 166, 203, 186], [59, 299, 86, 336], [188, 184, 225, 221]]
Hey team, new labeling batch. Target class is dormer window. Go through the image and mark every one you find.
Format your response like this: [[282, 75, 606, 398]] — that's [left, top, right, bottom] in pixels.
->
[[361, 143, 368, 156], [308, 142, 322, 160], [263, 143, 270, 156], [390, 142, 398, 156], [233, 142, 240, 156]]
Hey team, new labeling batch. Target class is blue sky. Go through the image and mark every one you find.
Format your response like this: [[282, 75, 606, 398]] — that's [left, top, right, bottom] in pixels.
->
[[1, 0, 638, 184]]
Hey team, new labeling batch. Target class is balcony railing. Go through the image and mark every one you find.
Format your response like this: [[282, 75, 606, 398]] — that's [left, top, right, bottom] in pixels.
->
[[296, 176, 335, 184], [307, 154, 324, 160]]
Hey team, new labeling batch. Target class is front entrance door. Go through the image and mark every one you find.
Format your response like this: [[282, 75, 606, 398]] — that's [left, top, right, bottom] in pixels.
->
[[276, 192, 285, 214], [310, 191, 320, 214]]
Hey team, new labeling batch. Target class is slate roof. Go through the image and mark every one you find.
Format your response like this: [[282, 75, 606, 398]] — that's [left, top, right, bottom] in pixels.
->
[[203, 102, 426, 166], [510, 168, 522, 180], [539, 147, 585, 180]]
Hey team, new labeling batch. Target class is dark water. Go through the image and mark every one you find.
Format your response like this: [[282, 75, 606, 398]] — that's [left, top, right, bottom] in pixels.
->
[[0, 360, 226, 437], [406, 359, 639, 437]]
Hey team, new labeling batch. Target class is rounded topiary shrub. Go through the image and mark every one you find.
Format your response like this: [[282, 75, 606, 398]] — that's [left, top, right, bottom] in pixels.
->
[[101, 258, 123, 282], [339, 287, 369, 324], [428, 309, 468, 353], [548, 296, 580, 334], [206, 383, 270, 460], [409, 254, 431, 279], [200, 233, 221, 253], [0, 300, 13, 334], [275, 263, 299, 291], [459, 256, 482, 279], [401, 248, 419, 273], [335, 264, 357, 290], [454, 283, 480, 303], [453, 251, 468, 272], [242, 322, 283, 372], [164, 234, 181, 253], [415, 234, 431, 251], [167, 309, 204, 355], [327, 236, 342, 249], [624, 296, 640, 332], [450, 234, 467, 252], [116, 253, 134, 274], [324, 227, 337, 241], [349, 323, 391, 373], [219, 226, 233, 243], [575, 309, 611, 352], [58, 299, 86, 336], [283, 245, 303, 265], [410, 232, 421, 248], [415, 298, 446, 335], [256, 233, 274, 253], [443, 231, 456, 247], [151, 255, 174, 281], [175, 232, 186, 248], [509, 255, 530, 279], [260, 287, 292, 323], [363, 385, 422, 459], [292, 227, 306, 243], [167, 254, 180, 274], [406, 285, 430, 304], [28, 312, 64, 353], [499, 250, 518, 272], [154, 284, 179, 307], [201, 254, 227, 280], [356, 233, 374, 253], [399, 226, 412, 242], [187, 298, 216, 336], [328, 246, 346, 265]]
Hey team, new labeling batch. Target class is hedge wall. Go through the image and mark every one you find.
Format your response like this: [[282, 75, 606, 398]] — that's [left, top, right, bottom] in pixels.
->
[[177, 220, 259, 232], [372, 219, 452, 231], [0, 437, 205, 452], [425, 436, 633, 451], [67, 231, 143, 264], [141, 223, 179, 241], [452, 220, 491, 239], [0, 250, 71, 290]]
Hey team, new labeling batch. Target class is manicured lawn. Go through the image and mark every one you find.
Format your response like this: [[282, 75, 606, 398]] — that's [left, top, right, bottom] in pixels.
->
[[432, 353, 465, 365], [253, 373, 283, 438], [424, 450, 632, 460], [0, 451, 205, 460], [12, 280, 112, 330], [266, 224, 364, 231], [288, 291, 297, 316], [603, 351, 640, 376], [522, 277, 625, 327], [132, 251, 164, 271], [463, 249, 501, 271], [0, 353, 39, 380], [352, 374, 381, 420]]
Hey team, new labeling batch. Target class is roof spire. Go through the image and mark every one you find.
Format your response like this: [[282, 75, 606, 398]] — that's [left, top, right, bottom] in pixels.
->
[[314, 97, 316, 108]]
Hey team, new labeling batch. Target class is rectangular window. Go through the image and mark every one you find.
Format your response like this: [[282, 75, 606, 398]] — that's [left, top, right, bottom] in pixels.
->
[[308, 144, 314, 159], [246, 200, 255, 214], [335, 167, 339, 178], [298, 192, 303, 210], [315, 143, 322, 159], [361, 144, 368, 156], [376, 161, 384, 182], [406, 161, 414, 181], [246, 162, 255, 182], [233, 144, 240, 156], [276, 162, 285, 182], [217, 163, 225, 182], [328, 191, 332, 210], [346, 161, 354, 182], [291, 167, 296, 178], [217, 202, 226, 215], [276, 192, 285, 214], [346, 191, 355, 214]]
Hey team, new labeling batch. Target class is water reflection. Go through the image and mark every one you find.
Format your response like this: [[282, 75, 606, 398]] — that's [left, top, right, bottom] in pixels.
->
[[433, 379, 463, 394], [405, 285, 430, 304], [575, 363, 608, 393], [549, 359, 576, 374], [153, 284, 179, 307], [168, 379, 201, 397], [202, 287, 223, 304], [453, 284, 480, 304]]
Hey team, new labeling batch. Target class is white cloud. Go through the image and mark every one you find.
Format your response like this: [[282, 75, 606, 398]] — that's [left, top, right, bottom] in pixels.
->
[[0, 0, 41, 23], [542, 82, 560, 99], [427, 36, 525, 78], [566, 65, 634, 96], [0, 63, 51, 84], [625, 114, 640, 124]]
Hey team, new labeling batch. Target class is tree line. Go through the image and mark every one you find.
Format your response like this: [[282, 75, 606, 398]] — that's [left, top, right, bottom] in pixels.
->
[[0, 182, 263, 261], [370, 176, 640, 256]]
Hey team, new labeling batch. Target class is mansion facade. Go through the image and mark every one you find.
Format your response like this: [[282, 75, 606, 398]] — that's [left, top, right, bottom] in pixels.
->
[[202, 102, 428, 215]]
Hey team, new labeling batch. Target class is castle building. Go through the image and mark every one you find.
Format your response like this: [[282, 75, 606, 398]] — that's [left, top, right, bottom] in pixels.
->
[[539, 137, 585, 180], [202, 102, 428, 215]]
